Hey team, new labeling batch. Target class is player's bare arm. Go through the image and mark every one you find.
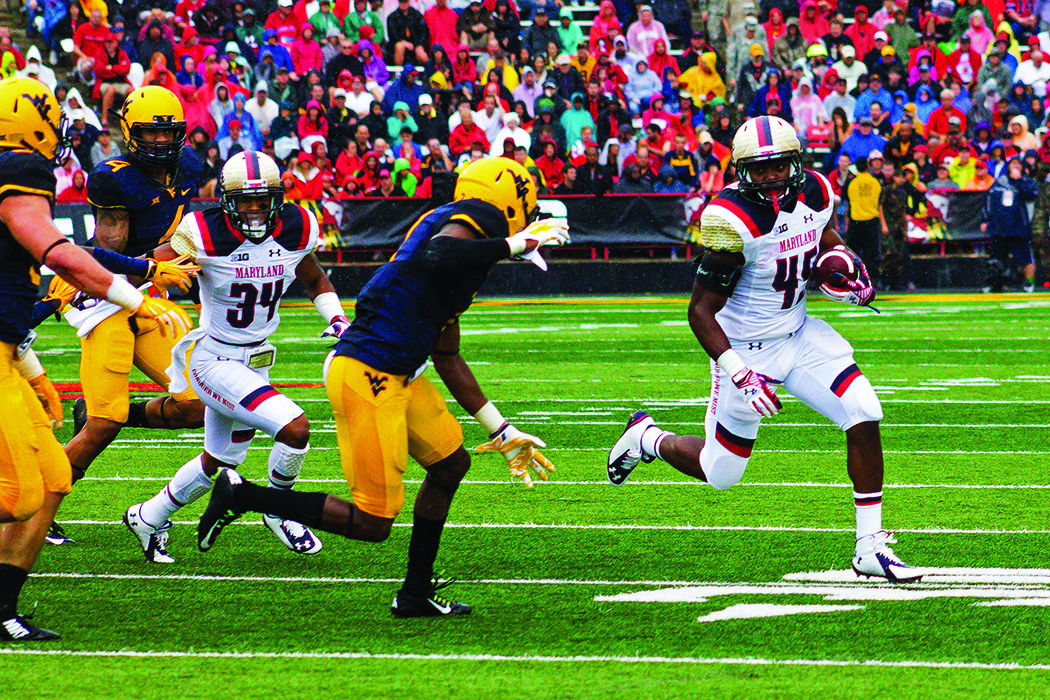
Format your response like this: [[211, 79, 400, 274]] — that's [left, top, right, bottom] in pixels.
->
[[687, 275, 733, 361], [294, 253, 337, 299], [93, 206, 131, 253]]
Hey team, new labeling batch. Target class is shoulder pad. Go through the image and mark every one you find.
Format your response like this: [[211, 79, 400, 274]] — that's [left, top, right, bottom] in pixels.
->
[[178, 147, 204, 186], [447, 199, 511, 240], [798, 169, 832, 211], [700, 205, 747, 253], [87, 158, 133, 209], [274, 203, 319, 251], [703, 187, 776, 248], [0, 151, 56, 202]]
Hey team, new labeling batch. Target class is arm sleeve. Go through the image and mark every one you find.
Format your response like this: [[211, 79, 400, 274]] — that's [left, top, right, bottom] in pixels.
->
[[420, 234, 509, 274], [169, 214, 200, 257]]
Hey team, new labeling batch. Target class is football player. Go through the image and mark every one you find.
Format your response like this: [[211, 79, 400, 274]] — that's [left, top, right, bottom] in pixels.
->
[[607, 116, 923, 583], [196, 157, 569, 617], [0, 77, 183, 641], [54, 86, 207, 543], [121, 151, 349, 563]]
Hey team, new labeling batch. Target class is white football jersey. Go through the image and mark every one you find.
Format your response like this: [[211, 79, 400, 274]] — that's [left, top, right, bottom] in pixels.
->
[[699, 171, 834, 341], [170, 203, 319, 346]]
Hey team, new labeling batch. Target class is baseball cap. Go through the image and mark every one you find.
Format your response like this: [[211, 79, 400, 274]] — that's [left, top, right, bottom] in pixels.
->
[[749, 42, 764, 56], [874, 31, 887, 42], [278, 0, 293, 6], [419, 93, 433, 105], [868, 150, 883, 160], [881, 46, 895, 57], [229, 118, 242, 129], [858, 117, 873, 126], [556, 54, 571, 65], [745, 16, 758, 26], [379, 168, 391, 177], [332, 88, 347, 98], [543, 79, 556, 88], [841, 45, 855, 58], [941, 157, 953, 168]]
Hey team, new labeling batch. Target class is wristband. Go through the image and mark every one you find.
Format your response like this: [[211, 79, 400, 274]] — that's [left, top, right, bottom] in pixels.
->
[[716, 348, 747, 377], [506, 236, 527, 256], [105, 277, 147, 311], [13, 348, 45, 380], [90, 247, 152, 278], [313, 291, 346, 322], [473, 401, 507, 436]]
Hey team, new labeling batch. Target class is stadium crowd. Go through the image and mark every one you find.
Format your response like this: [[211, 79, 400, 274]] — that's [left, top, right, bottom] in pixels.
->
[[9, 0, 1050, 284]]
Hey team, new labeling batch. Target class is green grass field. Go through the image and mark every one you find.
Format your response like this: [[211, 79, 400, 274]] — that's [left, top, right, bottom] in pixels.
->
[[4, 293, 1050, 698]]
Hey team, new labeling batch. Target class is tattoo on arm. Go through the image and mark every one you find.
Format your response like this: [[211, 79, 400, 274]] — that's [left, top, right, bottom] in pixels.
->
[[94, 208, 131, 252]]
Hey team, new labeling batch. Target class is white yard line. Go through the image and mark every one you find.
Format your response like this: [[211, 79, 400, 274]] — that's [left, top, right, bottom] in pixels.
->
[[46, 521, 1050, 534], [0, 648, 1047, 671]]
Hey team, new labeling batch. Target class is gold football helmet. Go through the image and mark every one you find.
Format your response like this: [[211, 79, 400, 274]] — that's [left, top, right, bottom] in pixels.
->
[[118, 86, 186, 169], [454, 157, 538, 235], [0, 77, 71, 164]]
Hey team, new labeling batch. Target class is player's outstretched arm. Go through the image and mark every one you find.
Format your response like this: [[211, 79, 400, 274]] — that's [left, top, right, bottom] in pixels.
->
[[295, 253, 349, 337], [816, 220, 875, 307], [0, 194, 170, 327], [431, 321, 553, 487]]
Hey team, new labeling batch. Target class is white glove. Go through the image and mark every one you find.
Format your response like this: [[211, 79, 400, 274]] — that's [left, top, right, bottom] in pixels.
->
[[730, 367, 782, 418], [820, 247, 875, 307], [506, 218, 570, 271], [476, 423, 555, 487], [321, 315, 351, 339]]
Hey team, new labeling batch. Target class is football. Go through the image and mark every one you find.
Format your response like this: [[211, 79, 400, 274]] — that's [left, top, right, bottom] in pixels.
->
[[813, 248, 858, 289]]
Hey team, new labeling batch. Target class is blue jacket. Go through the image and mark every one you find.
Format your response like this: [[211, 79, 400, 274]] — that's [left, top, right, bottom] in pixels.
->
[[852, 87, 893, 121], [381, 75, 426, 115], [983, 172, 1039, 238], [837, 131, 887, 163]]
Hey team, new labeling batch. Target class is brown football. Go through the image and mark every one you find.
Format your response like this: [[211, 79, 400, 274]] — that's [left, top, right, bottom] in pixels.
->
[[813, 249, 857, 289]]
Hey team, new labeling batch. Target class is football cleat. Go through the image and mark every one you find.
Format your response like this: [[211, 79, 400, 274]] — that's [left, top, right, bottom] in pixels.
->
[[44, 522, 74, 545], [852, 530, 923, 583], [0, 612, 60, 642], [263, 514, 323, 555], [391, 576, 472, 618], [122, 505, 175, 564], [72, 397, 87, 438], [607, 410, 657, 485], [197, 468, 245, 552]]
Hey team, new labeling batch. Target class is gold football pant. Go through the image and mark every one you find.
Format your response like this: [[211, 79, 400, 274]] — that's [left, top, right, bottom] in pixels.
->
[[326, 356, 463, 519], [0, 343, 71, 520], [78, 300, 196, 423]]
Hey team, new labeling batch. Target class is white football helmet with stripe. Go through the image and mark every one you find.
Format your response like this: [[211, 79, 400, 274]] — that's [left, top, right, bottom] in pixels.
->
[[219, 151, 284, 241], [732, 116, 805, 210]]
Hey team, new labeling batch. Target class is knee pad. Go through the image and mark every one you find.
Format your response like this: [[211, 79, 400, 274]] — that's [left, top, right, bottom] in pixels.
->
[[840, 375, 884, 429], [698, 443, 748, 491]]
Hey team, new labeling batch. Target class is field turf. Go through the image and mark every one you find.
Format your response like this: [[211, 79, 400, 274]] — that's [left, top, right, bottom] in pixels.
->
[[3, 293, 1050, 698]]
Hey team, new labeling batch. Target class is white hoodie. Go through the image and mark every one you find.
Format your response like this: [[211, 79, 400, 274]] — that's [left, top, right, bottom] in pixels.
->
[[18, 46, 57, 92]]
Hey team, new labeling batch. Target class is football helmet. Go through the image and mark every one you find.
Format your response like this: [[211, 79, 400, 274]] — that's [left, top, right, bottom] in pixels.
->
[[732, 115, 805, 210], [219, 151, 284, 241], [118, 86, 186, 169], [0, 77, 71, 165], [454, 157, 538, 235]]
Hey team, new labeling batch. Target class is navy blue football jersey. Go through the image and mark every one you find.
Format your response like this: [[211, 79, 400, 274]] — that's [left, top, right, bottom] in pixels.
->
[[335, 199, 509, 375], [0, 150, 55, 343], [87, 147, 202, 257]]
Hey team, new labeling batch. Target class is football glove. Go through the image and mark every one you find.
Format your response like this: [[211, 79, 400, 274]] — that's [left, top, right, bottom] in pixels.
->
[[132, 297, 184, 337], [506, 218, 570, 271], [145, 254, 200, 293], [321, 314, 351, 339], [42, 275, 80, 314], [730, 368, 782, 418], [476, 423, 555, 487], [28, 371, 63, 429], [819, 246, 875, 307]]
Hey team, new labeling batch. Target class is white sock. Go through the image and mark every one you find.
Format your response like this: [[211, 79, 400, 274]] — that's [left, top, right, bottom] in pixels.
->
[[139, 455, 213, 528], [268, 442, 310, 491], [640, 426, 672, 460], [854, 490, 883, 539]]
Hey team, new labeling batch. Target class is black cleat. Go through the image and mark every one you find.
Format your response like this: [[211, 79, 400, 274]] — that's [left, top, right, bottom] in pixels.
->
[[44, 522, 74, 545], [72, 397, 87, 438], [197, 468, 245, 552], [0, 613, 60, 642], [391, 576, 472, 618]]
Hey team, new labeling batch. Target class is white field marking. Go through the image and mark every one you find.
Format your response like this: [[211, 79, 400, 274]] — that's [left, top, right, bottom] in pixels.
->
[[264, 397, 1050, 405], [79, 476, 1050, 490], [784, 568, 1050, 586], [975, 599, 1050, 607], [46, 521, 1050, 535], [2, 649, 1050, 671], [697, 604, 863, 623]]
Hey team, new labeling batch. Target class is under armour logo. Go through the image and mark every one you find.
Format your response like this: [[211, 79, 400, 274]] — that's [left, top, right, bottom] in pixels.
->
[[744, 388, 758, 396], [804, 213, 814, 223], [269, 249, 281, 257], [748, 342, 763, 350], [365, 371, 388, 397]]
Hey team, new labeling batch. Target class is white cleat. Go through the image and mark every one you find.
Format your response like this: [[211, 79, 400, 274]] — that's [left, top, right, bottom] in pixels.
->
[[263, 514, 323, 555], [607, 410, 658, 485], [852, 530, 923, 583], [122, 505, 175, 564]]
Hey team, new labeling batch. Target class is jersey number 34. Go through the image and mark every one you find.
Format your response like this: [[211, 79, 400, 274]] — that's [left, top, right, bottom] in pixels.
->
[[228, 280, 285, 328]]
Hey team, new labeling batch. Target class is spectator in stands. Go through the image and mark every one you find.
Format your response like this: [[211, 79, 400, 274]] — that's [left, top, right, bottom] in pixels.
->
[[949, 147, 978, 187], [823, 75, 855, 120], [387, 0, 430, 65], [965, 156, 996, 189], [625, 58, 659, 113], [258, 31, 296, 75], [749, 67, 791, 119], [588, 1, 620, 54], [217, 119, 252, 159], [534, 139, 565, 189], [138, 19, 176, 74], [448, 105, 489, 155], [265, 0, 301, 48], [248, 82, 280, 137], [820, 18, 852, 65], [493, 0, 522, 56], [833, 45, 867, 94], [734, 43, 772, 116], [56, 169, 90, 203], [791, 77, 826, 143], [343, 0, 384, 44], [964, 11, 995, 54], [291, 23, 323, 75], [512, 67, 543, 116], [839, 116, 887, 163], [926, 89, 968, 140], [177, 54, 204, 89], [884, 115, 925, 166], [982, 156, 1039, 292], [424, 0, 458, 55], [20, 46, 56, 91], [615, 162, 653, 193], [552, 53, 585, 106], [727, 17, 766, 92], [458, 0, 493, 51], [386, 100, 418, 140], [561, 92, 595, 148], [1010, 114, 1040, 151], [575, 143, 612, 195], [90, 129, 118, 167], [663, 133, 699, 187], [771, 17, 805, 71], [652, 164, 689, 192], [947, 35, 981, 87], [1016, 49, 1050, 97], [490, 111, 530, 154], [929, 159, 959, 189], [73, 9, 109, 83], [627, 6, 669, 58]]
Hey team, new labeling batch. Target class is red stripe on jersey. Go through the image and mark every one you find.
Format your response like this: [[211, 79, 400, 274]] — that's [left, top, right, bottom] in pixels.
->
[[196, 210, 217, 255], [809, 169, 831, 209], [714, 200, 762, 239], [297, 205, 311, 250]]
